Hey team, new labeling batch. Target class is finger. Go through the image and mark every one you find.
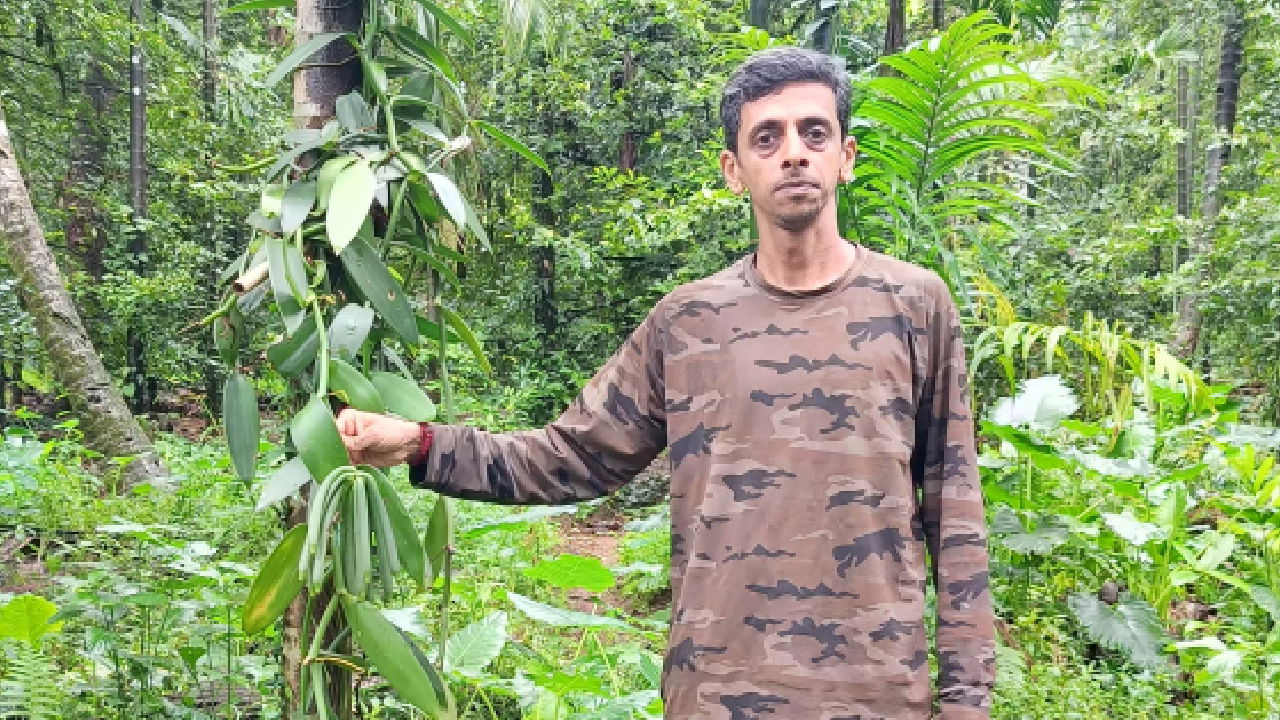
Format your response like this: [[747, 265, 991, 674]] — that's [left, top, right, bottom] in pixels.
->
[[336, 408, 358, 436]]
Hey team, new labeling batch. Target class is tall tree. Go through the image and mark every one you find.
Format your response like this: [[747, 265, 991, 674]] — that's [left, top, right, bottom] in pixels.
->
[[1173, 0, 1246, 360], [0, 107, 167, 488], [748, 0, 772, 31], [127, 0, 151, 411], [203, 0, 218, 114], [884, 0, 906, 58]]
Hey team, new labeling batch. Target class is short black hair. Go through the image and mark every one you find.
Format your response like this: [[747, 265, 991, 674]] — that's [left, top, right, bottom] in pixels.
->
[[720, 47, 851, 154]]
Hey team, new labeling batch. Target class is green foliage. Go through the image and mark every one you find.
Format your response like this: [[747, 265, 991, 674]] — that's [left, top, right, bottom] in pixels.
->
[[841, 11, 1075, 281], [0, 640, 64, 720], [1067, 592, 1169, 668]]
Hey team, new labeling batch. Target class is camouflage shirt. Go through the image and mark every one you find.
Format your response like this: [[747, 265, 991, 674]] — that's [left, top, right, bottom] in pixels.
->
[[410, 249, 995, 719]]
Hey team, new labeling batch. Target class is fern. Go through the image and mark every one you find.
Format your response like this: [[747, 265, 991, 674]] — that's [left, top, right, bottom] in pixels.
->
[[842, 12, 1055, 267], [0, 641, 64, 720]]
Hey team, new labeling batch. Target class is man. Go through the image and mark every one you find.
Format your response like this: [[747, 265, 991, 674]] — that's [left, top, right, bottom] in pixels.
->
[[339, 47, 995, 720]]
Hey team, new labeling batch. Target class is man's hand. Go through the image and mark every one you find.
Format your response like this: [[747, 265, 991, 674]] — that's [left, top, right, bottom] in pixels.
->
[[336, 408, 421, 467]]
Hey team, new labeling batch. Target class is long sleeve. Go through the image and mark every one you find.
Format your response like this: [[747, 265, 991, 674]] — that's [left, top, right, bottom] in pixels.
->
[[409, 309, 667, 505], [912, 282, 995, 718]]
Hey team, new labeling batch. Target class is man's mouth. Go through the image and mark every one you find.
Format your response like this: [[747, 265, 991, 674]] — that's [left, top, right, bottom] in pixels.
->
[[775, 180, 819, 193]]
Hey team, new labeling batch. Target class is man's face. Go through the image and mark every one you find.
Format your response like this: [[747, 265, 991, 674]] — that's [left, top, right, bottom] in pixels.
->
[[720, 82, 856, 233]]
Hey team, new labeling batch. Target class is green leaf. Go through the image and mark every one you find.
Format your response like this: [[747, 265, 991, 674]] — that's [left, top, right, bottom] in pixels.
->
[[423, 496, 452, 585], [384, 25, 457, 80], [1102, 511, 1164, 546], [426, 172, 467, 231], [0, 595, 62, 648], [281, 181, 316, 234], [402, 0, 474, 45], [416, 315, 462, 345], [473, 120, 549, 174], [223, 373, 260, 482], [981, 422, 1067, 470], [1193, 531, 1236, 572], [370, 473, 427, 589], [329, 357, 386, 413], [327, 303, 375, 359], [265, 236, 309, 333], [461, 506, 577, 536], [991, 507, 1068, 555], [315, 155, 357, 212], [241, 524, 307, 635], [226, 0, 291, 12], [266, 317, 320, 377], [256, 457, 311, 511], [370, 372, 435, 422], [444, 611, 507, 677], [343, 597, 452, 715], [265, 33, 347, 87], [404, 118, 449, 144], [524, 554, 615, 592], [438, 306, 490, 374], [1067, 593, 1167, 668], [327, 159, 377, 255], [335, 92, 376, 133], [290, 396, 351, 481], [339, 236, 419, 345], [507, 592, 633, 630]]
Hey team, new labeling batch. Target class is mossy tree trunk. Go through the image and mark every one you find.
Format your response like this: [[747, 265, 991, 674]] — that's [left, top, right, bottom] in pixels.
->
[[0, 107, 167, 488]]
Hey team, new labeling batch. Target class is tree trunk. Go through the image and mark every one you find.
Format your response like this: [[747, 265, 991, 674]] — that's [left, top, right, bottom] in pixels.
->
[[283, 0, 363, 713], [1172, 0, 1245, 360], [128, 0, 151, 412], [748, 0, 771, 31], [61, 63, 116, 282], [883, 0, 906, 66], [933, 0, 945, 30], [203, 0, 218, 114], [617, 49, 636, 171], [0, 108, 167, 487], [811, 0, 838, 53], [1175, 63, 1192, 218]]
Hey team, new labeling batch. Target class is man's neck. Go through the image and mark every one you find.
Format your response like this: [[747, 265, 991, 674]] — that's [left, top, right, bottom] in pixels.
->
[[754, 220, 858, 292]]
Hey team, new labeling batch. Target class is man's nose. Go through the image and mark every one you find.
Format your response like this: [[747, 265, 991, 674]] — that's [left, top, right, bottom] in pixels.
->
[[780, 128, 809, 169]]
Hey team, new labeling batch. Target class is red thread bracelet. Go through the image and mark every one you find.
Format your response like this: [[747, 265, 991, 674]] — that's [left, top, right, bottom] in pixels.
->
[[409, 422, 433, 466]]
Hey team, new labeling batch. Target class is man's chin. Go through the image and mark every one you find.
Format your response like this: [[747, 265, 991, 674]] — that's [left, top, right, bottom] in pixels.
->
[[774, 209, 822, 232]]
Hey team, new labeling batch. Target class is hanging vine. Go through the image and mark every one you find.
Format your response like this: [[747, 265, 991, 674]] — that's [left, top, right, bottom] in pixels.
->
[[205, 0, 547, 716]]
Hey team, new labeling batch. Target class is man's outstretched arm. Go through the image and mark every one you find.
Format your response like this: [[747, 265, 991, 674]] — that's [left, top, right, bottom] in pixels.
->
[[340, 310, 667, 505], [913, 281, 996, 719]]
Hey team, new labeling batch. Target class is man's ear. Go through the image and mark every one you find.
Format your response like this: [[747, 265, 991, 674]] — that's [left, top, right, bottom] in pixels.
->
[[721, 149, 745, 195], [839, 135, 857, 183]]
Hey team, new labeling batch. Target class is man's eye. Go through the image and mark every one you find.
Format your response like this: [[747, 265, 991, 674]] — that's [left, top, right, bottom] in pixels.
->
[[806, 127, 829, 144], [753, 131, 777, 147]]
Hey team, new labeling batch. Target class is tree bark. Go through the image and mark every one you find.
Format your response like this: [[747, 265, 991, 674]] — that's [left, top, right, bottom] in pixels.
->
[[933, 0, 945, 30], [283, 0, 364, 713], [748, 0, 771, 31], [0, 108, 167, 487], [617, 49, 636, 171], [128, 0, 151, 412], [1172, 0, 1245, 360], [292, 0, 362, 131], [1175, 63, 1192, 218], [883, 0, 906, 68], [811, 0, 838, 53], [61, 63, 116, 281], [203, 0, 218, 114]]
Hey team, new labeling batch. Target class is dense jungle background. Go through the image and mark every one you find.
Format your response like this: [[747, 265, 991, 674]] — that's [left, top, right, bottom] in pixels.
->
[[1, 0, 1279, 717]]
